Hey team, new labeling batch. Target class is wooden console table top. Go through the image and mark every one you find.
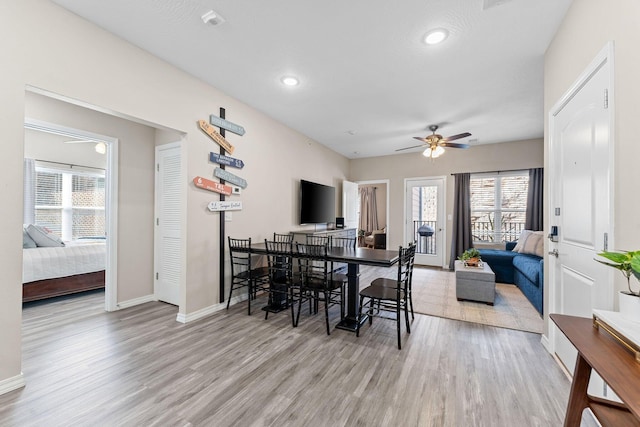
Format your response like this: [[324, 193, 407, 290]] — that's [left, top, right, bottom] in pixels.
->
[[550, 313, 640, 426]]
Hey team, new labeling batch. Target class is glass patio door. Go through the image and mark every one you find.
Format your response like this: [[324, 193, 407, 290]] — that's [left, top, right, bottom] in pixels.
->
[[405, 178, 445, 266]]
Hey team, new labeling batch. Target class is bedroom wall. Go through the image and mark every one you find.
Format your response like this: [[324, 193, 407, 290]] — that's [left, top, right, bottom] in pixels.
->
[[350, 138, 544, 264], [0, 0, 349, 389], [24, 129, 108, 170], [544, 0, 640, 336]]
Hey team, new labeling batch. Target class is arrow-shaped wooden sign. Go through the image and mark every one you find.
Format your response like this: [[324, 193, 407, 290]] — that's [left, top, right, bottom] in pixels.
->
[[193, 176, 232, 196], [208, 201, 243, 212], [214, 167, 247, 189], [209, 115, 245, 136], [209, 152, 244, 169], [198, 120, 235, 154]]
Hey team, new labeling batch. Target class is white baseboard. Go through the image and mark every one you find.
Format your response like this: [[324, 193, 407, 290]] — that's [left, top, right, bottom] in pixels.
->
[[0, 373, 25, 396], [176, 294, 245, 324], [116, 294, 155, 310], [540, 334, 550, 352]]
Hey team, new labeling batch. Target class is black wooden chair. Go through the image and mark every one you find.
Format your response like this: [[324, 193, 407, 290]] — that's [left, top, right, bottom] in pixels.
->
[[294, 243, 345, 334], [273, 232, 293, 244], [264, 239, 298, 325], [227, 237, 270, 315], [306, 235, 331, 246], [356, 243, 416, 349]]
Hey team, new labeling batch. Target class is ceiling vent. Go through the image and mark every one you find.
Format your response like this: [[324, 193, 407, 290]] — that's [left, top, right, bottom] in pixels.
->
[[201, 10, 226, 26]]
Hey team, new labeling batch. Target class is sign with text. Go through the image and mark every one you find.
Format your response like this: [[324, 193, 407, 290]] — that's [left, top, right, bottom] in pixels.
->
[[207, 201, 243, 212], [214, 167, 247, 189], [193, 176, 232, 196], [198, 119, 235, 154], [209, 115, 245, 136], [209, 152, 244, 169]]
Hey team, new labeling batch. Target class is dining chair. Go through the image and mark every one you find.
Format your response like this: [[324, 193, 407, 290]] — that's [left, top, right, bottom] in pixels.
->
[[273, 232, 293, 244], [294, 243, 345, 334], [329, 235, 356, 285], [373, 241, 417, 320], [227, 237, 270, 315], [306, 235, 331, 246], [356, 243, 416, 349], [264, 239, 298, 325]]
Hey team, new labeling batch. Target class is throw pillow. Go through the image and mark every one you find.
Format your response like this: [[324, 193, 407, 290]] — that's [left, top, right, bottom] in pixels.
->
[[26, 224, 65, 247], [513, 230, 544, 257], [23, 229, 37, 249]]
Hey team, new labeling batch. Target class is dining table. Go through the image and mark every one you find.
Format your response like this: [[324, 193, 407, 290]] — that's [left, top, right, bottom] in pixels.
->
[[246, 243, 400, 332]]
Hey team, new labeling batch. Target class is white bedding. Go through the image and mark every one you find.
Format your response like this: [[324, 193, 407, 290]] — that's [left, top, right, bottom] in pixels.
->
[[22, 242, 106, 283]]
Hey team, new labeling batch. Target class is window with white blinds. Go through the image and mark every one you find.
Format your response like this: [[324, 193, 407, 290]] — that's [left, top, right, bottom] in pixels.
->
[[34, 164, 105, 241], [470, 171, 528, 242]]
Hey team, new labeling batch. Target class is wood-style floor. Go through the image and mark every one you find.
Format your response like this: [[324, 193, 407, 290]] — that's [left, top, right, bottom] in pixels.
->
[[0, 289, 570, 426]]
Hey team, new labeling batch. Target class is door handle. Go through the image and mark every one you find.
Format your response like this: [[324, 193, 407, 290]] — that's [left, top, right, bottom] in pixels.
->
[[548, 249, 559, 258]]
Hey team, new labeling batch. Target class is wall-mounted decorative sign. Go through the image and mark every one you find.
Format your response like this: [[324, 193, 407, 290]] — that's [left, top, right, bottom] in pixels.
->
[[198, 119, 235, 154], [207, 201, 243, 212], [214, 167, 247, 188], [193, 176, 232, 196], [209, 115, 246, 136], [209, 152, 244, 169]]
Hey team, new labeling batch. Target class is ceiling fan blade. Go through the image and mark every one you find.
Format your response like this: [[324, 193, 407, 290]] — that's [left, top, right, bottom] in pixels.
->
[[440, 142, 470, 149], [63, 140, 95, 144], [442, 132, 471, 142], [396, 143, 426, 152], [412, 136, 429, 143]]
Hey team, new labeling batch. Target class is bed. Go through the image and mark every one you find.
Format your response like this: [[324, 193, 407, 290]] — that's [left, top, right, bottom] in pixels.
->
[[22, 241, 106, 302]]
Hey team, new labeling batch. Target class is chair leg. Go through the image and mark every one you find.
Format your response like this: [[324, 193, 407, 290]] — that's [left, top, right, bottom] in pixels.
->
[[323, 291, 331, 335], [404, 297, 411, 334], [356, 295, 364, 337], [340, 284, 345, 320], [368, 298, 374, 326], [295, 288, 303, 327], [226, 282, 234, 310], [247, 282, 252, 316], [396, 301, 402, 350], [409, 292, 415, 320]]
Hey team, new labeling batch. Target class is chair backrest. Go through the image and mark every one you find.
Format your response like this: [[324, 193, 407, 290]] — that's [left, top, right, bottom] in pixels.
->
[[396, 243, 417, 295], [265, 239, 293, 283], [331, 236, 356, 249], [273, 232, 293, 243], [228, 237, 252, 278], [306, 235, 331, 246], [295, 243, 329, 287]]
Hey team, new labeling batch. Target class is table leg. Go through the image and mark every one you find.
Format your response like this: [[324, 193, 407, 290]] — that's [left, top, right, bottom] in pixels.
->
[[335, 262, 367, 332], [564, 353, 592, 427]]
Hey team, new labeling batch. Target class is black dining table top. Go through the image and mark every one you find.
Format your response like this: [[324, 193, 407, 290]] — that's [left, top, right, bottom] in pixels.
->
[[247, 243, 400, 268]]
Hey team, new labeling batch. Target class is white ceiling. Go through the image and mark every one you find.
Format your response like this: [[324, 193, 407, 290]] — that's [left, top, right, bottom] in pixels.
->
[[51, 0, 572, 159]]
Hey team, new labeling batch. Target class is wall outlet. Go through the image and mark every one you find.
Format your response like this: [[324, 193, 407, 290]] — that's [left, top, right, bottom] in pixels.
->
[[232, 186, 241, 195]]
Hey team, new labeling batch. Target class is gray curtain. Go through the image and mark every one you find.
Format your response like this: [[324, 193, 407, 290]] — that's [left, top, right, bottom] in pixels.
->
[[23, 158, 36, 225], [525, 168, 543, 231], [358, 186, 379, 233], [449, 173, 472, 269]]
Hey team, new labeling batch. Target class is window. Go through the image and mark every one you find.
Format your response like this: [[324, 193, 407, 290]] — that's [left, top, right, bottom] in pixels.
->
[[33, 164, 105, 241], [470, 171, 528, 242]]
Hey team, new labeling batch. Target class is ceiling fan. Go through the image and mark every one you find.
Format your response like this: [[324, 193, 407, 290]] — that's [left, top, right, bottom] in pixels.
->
[[396, 125, 471, 158], [64, 139, 107, 154]]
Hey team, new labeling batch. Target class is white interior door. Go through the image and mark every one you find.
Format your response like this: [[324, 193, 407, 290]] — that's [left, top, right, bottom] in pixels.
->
[[154, 142, 182, 306], [405, 177, 445, 267], [342, 180, 358, 229], [550, 46, 612, 398]]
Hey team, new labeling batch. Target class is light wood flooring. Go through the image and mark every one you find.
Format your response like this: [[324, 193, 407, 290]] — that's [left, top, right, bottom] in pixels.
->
[[0, 288, 570, 426]]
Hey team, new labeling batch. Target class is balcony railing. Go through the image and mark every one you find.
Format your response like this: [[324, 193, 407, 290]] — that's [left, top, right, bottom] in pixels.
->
[[472, 221, 525, 242], [412, 220, 437, 255]]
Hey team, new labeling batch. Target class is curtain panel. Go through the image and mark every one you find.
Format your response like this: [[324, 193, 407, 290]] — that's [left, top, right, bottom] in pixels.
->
[[358, 186, 379, 233], [525, 167, 544, 231], [449, 173, 472, 269]]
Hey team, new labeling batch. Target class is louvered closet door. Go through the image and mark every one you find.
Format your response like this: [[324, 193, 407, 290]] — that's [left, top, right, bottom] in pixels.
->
[[155, 143, 182, 306]]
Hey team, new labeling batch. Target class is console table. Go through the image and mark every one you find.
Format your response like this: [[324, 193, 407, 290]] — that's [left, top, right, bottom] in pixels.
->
[[550, 314, 640, 427]]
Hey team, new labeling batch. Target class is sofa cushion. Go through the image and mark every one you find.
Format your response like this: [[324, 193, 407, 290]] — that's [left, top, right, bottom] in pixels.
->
[[512, 254, 542, 286], [513, 230, 544, 257], [476, 248, 518, 284]]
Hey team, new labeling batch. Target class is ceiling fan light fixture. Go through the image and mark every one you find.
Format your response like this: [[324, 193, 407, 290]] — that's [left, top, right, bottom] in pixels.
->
[[423, 145, 445, 158], [424, 28, 449, 45], [281, 76, 300, 86]]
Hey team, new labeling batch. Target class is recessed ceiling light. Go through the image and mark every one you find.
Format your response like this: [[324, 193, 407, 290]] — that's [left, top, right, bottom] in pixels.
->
[[424, 28, 449, 45], [281, 76, 299, 86]]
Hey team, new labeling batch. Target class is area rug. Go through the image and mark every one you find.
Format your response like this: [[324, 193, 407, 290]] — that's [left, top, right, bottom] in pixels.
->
[[359, 265, 544, 334]]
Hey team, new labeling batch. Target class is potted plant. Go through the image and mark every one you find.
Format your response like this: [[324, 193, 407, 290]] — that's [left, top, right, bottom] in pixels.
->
[[459, 247, 482, 267], [595, 250, 640, 321]]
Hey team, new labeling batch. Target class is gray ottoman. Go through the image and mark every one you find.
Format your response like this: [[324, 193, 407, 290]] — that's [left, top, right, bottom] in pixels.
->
[[455, 260, 496, 305]]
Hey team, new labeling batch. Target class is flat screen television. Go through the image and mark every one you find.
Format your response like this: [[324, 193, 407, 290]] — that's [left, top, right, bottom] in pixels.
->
[[300, 180, 336, 225]]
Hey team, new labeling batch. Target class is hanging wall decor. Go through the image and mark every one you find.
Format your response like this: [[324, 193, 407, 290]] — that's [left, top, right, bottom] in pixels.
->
[[209, 115, 245, 136], [209, 152, 244, 169], [207, 201, 242, 212], [213, 167, 247, 188], [198, 119, 235, 154], [193, 176, 232, 195]]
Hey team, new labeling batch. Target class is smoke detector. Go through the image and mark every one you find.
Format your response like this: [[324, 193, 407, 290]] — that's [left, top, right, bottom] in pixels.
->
[[201, 10, 226, 26]]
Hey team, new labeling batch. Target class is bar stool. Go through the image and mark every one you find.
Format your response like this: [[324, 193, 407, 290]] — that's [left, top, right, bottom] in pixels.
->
[[227, 237, 270, 315]]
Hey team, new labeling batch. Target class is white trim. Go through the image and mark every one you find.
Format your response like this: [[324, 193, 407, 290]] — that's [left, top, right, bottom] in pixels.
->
[[116, 294, 156, 310], [0, 373, 26, 396], [24, 117, 119, 312], [176, 301, 229, 324], [547, 41, 615, 355]]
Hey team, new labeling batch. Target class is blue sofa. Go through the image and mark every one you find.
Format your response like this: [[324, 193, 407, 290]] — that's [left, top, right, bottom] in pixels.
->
[[477, 242, 543, 315]]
